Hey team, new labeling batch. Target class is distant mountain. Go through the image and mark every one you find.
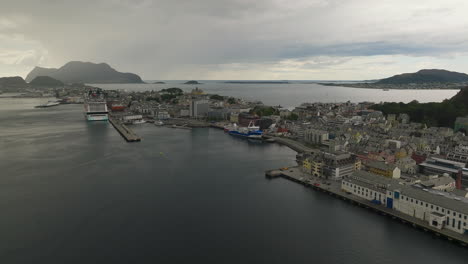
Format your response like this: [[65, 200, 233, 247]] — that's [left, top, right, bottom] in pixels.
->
[[25, 61, 144, 84], [0, 76, 27, 90], [377, 69, 468, 84], [25, 67, 57, 82], [30, 76, 64, 87]]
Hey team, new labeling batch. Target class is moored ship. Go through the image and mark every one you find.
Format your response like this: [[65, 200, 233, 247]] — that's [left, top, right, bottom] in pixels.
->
[[228, 121, 262, 139], [84, 89, 108, 121]]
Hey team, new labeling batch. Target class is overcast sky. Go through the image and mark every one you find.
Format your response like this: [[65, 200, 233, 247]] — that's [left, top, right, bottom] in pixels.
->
[[1, 0, 468, 80]]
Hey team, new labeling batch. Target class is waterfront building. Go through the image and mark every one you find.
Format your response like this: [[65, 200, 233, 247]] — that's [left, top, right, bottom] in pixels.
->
[[322, 151, 358, 180], [419, 157, 468, 188], [190, 99, 209, 118], [303, 151, 358, 180], [155, 111, 170, 120], [341, 171, 468, 234], [304, 129, 328, 145], [365, 160, 401, 179], [447, 145, 468, 164]]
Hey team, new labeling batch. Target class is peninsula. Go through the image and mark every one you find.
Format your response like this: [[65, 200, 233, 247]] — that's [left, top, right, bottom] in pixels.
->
[[321, 69, 468, 90]]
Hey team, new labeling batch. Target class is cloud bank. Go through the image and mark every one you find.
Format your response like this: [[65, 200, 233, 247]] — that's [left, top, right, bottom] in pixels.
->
[[1, 0, 468, 79]]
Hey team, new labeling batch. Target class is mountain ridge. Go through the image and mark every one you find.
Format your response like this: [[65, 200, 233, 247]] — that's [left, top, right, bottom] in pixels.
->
[[377, 69, 468, 84], [25, 61, 143, 84]]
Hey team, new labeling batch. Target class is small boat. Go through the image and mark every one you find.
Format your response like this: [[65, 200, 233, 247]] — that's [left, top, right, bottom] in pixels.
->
[[171, 124, 192, 130], [154, 121, 164, 126], [132, 119, 146, 124], [35, 101, 60, 108]]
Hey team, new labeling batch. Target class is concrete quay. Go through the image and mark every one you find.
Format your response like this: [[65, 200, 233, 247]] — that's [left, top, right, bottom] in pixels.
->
[[262, 135, 317, 154], [163, 118, 210, 128], [109, 117, 141, 142], [266, 166, 468, 247]]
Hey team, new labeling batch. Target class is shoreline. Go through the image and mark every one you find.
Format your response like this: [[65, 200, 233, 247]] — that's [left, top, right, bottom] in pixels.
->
[[265, 166, 468, 247]]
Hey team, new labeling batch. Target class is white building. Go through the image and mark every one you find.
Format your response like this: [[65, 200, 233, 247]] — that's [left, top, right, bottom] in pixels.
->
[[190, 99, 209, 118], [304, 129, 328, 145], [342, 171, 468, 234]]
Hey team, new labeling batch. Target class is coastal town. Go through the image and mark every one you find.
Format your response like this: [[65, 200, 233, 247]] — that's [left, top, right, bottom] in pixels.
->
[[5, 77, 468, 245]]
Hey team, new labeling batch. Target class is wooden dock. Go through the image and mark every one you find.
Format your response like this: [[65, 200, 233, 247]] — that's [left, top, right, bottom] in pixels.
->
[[266, 167, 468, 247], [109, 117, 141, 142]]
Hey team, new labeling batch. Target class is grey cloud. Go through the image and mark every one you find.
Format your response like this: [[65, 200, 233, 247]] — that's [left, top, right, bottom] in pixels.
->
[[1, 0, 468, 78]]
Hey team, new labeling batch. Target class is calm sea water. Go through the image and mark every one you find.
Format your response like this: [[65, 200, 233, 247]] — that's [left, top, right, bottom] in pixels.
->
[[0, 100, 467, 263], [91, 81, 459, 107]]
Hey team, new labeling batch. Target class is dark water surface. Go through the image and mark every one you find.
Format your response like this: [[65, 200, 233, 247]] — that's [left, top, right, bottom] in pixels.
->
[[0, 104, 467, 263]]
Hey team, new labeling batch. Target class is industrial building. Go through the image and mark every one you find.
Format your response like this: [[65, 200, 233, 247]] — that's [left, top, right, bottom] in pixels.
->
[[342, 171, 468, 234]]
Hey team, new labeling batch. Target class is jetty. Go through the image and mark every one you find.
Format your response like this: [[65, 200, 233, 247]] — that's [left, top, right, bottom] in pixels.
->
[[265, 166, 468, 247], [109, 117, 141, 142]]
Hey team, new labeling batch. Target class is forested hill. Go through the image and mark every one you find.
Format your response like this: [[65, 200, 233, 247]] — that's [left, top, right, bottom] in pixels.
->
[[377, 69, 468, 84], [369, 87, 468, 128]]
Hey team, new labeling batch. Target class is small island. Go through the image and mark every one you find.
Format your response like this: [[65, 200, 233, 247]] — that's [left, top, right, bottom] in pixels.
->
[[184, 80, 201, 85], [153, 81, 166, 84], [224, 81, 289, 84]]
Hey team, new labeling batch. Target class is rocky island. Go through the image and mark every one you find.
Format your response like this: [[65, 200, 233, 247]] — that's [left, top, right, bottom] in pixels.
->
[[184, 80, 201, 85]]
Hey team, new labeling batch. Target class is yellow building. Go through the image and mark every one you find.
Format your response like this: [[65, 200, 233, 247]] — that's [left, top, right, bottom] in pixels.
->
[[191, 87, 204, 95], [366, 161, 401, 179], [354, 159, 362, 171], [302, 158, 323, 176], [395, 148, 407, 160], [303, 159, 312, 173]]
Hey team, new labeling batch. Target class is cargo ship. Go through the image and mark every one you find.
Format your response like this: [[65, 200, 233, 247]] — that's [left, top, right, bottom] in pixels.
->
[[228, 121, 262, 139], [84, 89, 108, 121]]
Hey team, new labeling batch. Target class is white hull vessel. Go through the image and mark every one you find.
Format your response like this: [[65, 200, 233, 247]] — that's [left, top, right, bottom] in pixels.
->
[[84, 89, 109, 121]]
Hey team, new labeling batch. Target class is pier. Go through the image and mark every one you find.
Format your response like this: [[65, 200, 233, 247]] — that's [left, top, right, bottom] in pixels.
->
[[266, 166, 468, 247], [109, 117, 141, 142]]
